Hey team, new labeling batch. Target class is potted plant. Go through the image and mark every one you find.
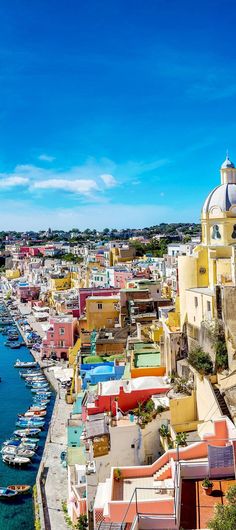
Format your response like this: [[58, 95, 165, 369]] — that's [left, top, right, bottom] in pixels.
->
[[201, 477, 213, 495], [159, 424, 169, 438], [175, 432, 187, 447], [114, 468, 122, 481]]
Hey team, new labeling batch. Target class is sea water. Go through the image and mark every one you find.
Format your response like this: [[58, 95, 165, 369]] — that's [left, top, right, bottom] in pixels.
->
[[0, 330, 54, 529]]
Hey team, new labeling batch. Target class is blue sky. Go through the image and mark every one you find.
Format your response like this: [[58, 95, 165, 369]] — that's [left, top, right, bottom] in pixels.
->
[[0, 0, 236, 230]]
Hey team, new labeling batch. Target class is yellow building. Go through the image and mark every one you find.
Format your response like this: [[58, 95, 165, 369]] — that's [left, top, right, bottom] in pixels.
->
[[82, 295, 120, 331], [109, 246, 135, 266], [178, 154, 236, 364], [5, 269, 21, 280], [50, 273, 71, 291]]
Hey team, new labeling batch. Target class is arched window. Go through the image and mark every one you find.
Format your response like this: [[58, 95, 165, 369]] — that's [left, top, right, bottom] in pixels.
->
[[232, 224, 236, 239], [212, 224, 221, 240]]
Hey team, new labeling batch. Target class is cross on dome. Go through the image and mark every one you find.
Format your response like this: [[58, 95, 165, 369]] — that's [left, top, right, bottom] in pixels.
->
[[221, 151, 235, 169]]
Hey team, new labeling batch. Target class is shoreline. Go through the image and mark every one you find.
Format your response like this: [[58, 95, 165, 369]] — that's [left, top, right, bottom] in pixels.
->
[[4, 300, 70, 530]]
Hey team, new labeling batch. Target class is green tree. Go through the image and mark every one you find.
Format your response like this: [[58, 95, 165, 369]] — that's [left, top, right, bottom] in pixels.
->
[[208, 503, 236, 530]]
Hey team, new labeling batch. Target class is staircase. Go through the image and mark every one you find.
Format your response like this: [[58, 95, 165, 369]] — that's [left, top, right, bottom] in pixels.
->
[[153, 461, 171, 481], [213, 386, 232, 419]]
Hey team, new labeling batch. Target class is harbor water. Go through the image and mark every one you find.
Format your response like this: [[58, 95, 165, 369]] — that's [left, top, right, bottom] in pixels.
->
[[0, 327, 55, 529]]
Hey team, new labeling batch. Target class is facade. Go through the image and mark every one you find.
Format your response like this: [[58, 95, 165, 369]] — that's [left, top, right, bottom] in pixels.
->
[[41, 316, 76, 359], [178, 155, 236, 367]]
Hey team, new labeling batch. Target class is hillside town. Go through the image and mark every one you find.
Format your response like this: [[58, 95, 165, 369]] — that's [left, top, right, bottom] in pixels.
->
[[1, 155, 236, 529]]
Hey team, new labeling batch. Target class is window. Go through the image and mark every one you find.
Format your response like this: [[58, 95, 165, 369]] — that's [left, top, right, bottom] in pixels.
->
[[98, 303, 103, 310], [207, 301, 211, 312], [59, 340, 65, 347], [59, 328, 65, 335], [194, 297, 198, 308], [147, 455, 153, 465], [212, 224, 221, 240]]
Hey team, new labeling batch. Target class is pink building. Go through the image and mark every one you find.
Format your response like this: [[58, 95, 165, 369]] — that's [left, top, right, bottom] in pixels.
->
[[113, 269, 133, 288], [16, 284, 40, 303], [41, 316, 76, 360]]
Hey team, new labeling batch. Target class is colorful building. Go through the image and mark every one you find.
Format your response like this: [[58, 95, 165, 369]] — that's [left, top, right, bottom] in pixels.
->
[[41, 315, 76, 359]]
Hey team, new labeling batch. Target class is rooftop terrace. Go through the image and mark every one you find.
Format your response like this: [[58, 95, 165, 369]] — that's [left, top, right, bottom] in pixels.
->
[[180, 478, 236, 529]]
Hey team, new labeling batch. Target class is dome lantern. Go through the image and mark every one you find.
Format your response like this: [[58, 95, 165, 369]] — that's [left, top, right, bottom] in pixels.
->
[[221, 152, 236, 184]]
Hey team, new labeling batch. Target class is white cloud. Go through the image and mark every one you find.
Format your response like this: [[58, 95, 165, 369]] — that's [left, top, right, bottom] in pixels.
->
[[0, 176, 29, 188], [38, 154, 55, 162], [100, 173, 117, 188], [0, 201, 200, 231], [32, 178, 98, 194]]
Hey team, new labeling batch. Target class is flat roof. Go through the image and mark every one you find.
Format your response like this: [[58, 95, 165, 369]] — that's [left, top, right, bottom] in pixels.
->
[[187, 287, 214, 296]]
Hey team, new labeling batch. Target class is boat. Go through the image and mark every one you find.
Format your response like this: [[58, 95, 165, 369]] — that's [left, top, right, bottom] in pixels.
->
[[31, 388, 52, 397], [28, 406, 46, 412], [25, 376, 45, 382], [3, 440, 37, 450], [0, 487, 18, 500], [7, 485, 31, 495], [14, 360, 37, 368], [24, 410, 46, 416], [9, 342, 21, 349], [16, 419, 44, 427], [14, 429, 41, 437], [2, 455, 31, 466], [17, 448, 35, 458]]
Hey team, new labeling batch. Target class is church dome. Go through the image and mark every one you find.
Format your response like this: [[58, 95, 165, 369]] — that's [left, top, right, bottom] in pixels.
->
[[202, 183, 236, 214], [202, 154, 236, 215]]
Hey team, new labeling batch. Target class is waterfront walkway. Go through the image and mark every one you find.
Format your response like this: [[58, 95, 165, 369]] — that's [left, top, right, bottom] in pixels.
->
[[31, 353, 72, 530], [41, 385, 72, 530]]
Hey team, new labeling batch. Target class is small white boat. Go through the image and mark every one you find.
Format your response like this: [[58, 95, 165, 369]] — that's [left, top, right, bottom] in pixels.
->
[[14, 360, 37, 368], [14, 429, 41, 437], [2, 455, 31, 466]]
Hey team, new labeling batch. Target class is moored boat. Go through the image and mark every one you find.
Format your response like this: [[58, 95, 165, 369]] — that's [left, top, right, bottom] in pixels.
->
[[2, 455, 31, 466], [7, 485, 31, 494], [14, 360, 37, 368], [14, 429, 41, 437], [0, 487, 18, 500]]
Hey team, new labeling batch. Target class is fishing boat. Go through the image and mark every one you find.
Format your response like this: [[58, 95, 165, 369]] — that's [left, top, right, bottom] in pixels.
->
[[2, 455, 31, 466], [20, 370, 42, 377], [30, 388, 50, 394], [17, 448, 35, 458], [25, 376, 45, 382], [16, 418, 44, 426], [28, 406, 46, 412], [14, 429, 41, 437], [7, 485, 31, 495], [3, 440, 37, 450], [18, 411, 46, 419], [14, 360, 37, 368], [28, 383, 49, 389], [16, 419, 44, 428], [9, 342, 21, 349], [0, 487, 18, 500]]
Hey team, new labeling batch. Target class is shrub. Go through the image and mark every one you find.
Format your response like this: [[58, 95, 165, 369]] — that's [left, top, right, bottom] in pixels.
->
[[188, 347, 213, 375], [208, 503, 236, 530], [83, 356, 104, 364], [145, 399, 155, 413], [75, 515, 88, 530], [215, 340, 228, 371], [226, 485, 236, 506]]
